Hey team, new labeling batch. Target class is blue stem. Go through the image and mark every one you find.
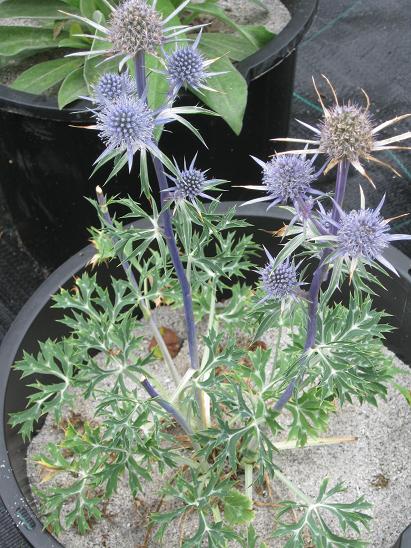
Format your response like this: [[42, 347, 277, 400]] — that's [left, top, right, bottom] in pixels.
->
[[152, 157, 200, 369], [141, 378, 194, 436], [134, 51, 146, 98], [133, 51, 200, 371], [274, 160, 350, 412]]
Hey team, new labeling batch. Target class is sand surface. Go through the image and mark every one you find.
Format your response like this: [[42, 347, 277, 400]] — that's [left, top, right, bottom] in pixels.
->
[[26, 306, 410, 547]]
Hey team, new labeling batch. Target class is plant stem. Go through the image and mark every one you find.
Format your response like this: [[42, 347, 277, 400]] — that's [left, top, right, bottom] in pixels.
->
[[134, 50, 145, 96], [197, 280, 217, 429], [133, 51, 200, 372], [271, 302, 284, 382], [96, 187, 181, 386], [274, 434, 357, 450], [141, 378, 194, 436], [244, 463, 254, 501], [152, 156, 200, 371], [274, 160, 350, 412], [331, 159, 350, 230], [274, 469, 313, 506]]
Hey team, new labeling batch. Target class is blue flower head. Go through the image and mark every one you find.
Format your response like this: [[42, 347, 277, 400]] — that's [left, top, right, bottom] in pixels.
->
[[241, 153, 320, 211], [166, 156, 224, 208], [164, 31, 224, 96], [96, 95, 155, 170], [167, 46, 206, 90], [337, 208, 390, 260], [262, 155, 316, 205], [326, 191, 411, 276], [93, 72, 134, 105], [259, 248, 302, 303]]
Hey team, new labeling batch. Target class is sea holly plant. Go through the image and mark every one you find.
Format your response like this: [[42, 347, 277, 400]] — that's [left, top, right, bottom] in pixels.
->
[[9, 1, 411, 545], [0, 0, 275, 133]]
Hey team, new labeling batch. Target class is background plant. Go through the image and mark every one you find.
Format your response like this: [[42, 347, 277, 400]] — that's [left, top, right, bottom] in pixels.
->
[[0, 0, 275, 133], [9, 0, 411, 545]]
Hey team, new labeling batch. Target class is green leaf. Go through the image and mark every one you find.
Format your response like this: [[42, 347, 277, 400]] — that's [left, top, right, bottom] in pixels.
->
[[58, 66, 88, 108], [240, 24, 275, 48], [274, 479, 372, 547], [194, 48, 247, 135], [223, 489, 255, 525], [11, 57, 83, 94], [199, 33, 258, 62], [0, 0, 76, 19], [393, 383, 411, 406], [0, 26, 64, 56], [185, 2, 259, 47], [80, 0, 97, 19], [198, 26, 274, 63]]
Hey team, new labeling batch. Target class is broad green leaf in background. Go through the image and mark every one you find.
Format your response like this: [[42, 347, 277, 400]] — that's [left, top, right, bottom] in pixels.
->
[[80, 0, 98, 20], [240, 24, 275, 48], [195, 45, 248, 135], [185, 1, 259, 48], [199, 33, 258, 62], [198, 25, 274, 63], [58, 66, 88, 108], [0, 50, 35, 69], [0, 0, 77, 19], [0, 26, 65, 56], [11, 57, 83, 94]]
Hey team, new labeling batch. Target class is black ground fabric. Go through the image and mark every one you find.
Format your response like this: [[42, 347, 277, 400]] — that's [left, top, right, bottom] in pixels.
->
[[0, 0, 410, 544]]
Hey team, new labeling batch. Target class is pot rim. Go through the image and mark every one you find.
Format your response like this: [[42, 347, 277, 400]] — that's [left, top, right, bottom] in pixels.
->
[[0, 201, 410, 547], [0, 0, 318, 122]]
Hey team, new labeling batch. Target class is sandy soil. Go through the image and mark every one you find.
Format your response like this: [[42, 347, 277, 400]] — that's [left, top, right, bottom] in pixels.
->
[[26, 306, 410, 547]]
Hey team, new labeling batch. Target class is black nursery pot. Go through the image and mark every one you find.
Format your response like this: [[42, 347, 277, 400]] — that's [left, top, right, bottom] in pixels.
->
[[0, 202, 411, 547], [0, 0, 317, 270]]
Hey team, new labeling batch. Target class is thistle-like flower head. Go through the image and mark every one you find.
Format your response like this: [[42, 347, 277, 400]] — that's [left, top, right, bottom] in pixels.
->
[[319, 104, 374, 163], [263, 154, 316, 202], [166, 156, 224, 209], [273, 76, 411, 185], [167, 46, 206, 89], [164, 32, 222, 95], [93, 72, 134, 105], [64, 0, 197, 66], [322, 189, 411, 276], [96, 95, 155, 169], [109, 0, 163, 56], [337, 207, 390, 260], [259, 248, 302, 303], [174, 167, 207, 200], [241, 153, 319, 211]]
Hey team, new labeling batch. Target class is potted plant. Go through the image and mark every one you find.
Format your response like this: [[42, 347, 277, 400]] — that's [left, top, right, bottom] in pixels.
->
[[1, 2, 411, 545], [0, 0, 318, 268]]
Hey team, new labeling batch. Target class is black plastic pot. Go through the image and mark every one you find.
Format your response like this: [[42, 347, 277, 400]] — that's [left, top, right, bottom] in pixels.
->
[[0, 0, 317, 269], [0, 202, 411, 547]]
